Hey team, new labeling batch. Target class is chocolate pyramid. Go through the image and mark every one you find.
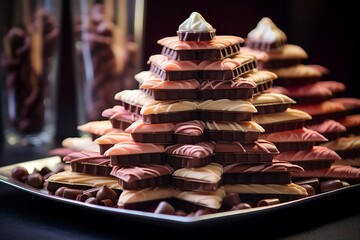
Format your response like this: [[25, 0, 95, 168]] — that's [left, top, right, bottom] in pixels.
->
[[242, 17, 360, 189]]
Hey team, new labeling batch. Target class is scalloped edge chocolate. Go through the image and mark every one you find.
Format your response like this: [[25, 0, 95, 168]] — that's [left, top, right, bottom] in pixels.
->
[[149, 57, 257, 81], [141, 88, 198, 101], [289, 159, 335, 170], [257, 120, 306, 133], [161, 42, 242, 61], [253, 80, 274, 94], [254, 103, 292, 115], [70, 161, 112, 176], [142, 111, 198, 124]]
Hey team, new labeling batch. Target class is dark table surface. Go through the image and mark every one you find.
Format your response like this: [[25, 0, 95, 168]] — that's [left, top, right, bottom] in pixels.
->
[[1, 143, 360, 240]]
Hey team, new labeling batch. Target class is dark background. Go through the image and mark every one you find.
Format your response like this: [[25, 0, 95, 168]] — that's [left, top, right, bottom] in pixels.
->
[[1, 0, 359, 144]]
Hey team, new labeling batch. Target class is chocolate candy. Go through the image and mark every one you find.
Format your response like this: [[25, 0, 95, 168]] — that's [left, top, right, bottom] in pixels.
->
[[257, 198, 280, 207], [2, 9, 59, 134], [220, 193, 241, 211], [230, 203, 252, 211], [10, 166, 29, 181], [298, 184, 316, 196], [319, 179, 348, 193], [25, 173, 44, 188], [96, 186, 117, 204]]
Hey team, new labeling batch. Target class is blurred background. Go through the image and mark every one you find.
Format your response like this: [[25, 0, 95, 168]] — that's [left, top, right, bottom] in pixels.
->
[[0, 0, 358, 145]]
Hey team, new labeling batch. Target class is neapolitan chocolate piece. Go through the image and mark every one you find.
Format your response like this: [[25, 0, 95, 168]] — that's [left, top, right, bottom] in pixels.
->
[[117, 186, 175, 211], [148, 53, 257, 81], [110, 164, 174, 190], [125, 120, 206, 145], [259, 127, 328, 152], [125, 120, 174, 144], [329, 97, 360, 114], [293, 101, 347, 125], [77, 120, 123, 140], [114, 89, 155, 115], [204, 121, 264, 143], [172, 162, 223, 191], [159, 35, 243, 60], [173, 120, 205, 144], [222, 160, 303, 184], [252, 92, 296, 114], [274, 146, 341, 170], [45, 170, 122, 194], [164, 142, 215, 168], [337, 114, 360, 136], [306, 119, 346, 141], [104, 142, 165, 166], [93, 132, 134, 154], [224, 183, 308, 203], [213, 139, 279, 165], [141, 100, 198, 124], [292, 165, 360, 185], [63, 151, 112, 176], [174, 186, 226, 212], [241, 44, 308, 69], [320, 135, 360, 159], [252, 108, 312, 133], [198, 99, 257, 122], [136, 71, 199, 100], [101, 105, 141, 130], [198, 78, 255, 100], [270, 64, 328, 88], [269, 81, 346, 104]]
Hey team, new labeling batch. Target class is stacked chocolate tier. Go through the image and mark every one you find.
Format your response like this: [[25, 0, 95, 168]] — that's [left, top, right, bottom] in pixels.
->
[[242, 17, 360, 188]]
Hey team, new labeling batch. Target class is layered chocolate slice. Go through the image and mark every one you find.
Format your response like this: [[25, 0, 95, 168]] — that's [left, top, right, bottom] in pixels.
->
[[172, 162, 223, 192], [110, 164, 174, 190], [223, 160, 304, 184], [213, 139, 279, 165]]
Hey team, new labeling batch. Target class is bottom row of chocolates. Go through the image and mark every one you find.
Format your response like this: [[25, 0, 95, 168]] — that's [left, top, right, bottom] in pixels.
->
[[10, 162, 352, 217]]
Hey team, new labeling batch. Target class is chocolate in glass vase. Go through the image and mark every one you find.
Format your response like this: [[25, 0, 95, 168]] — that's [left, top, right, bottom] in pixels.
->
[[0, 0, 61, 147], [71, 0, 145, 126]]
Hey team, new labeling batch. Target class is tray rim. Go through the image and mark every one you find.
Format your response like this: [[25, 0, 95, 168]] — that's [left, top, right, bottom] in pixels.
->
[[1, 156, 359, 225]]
